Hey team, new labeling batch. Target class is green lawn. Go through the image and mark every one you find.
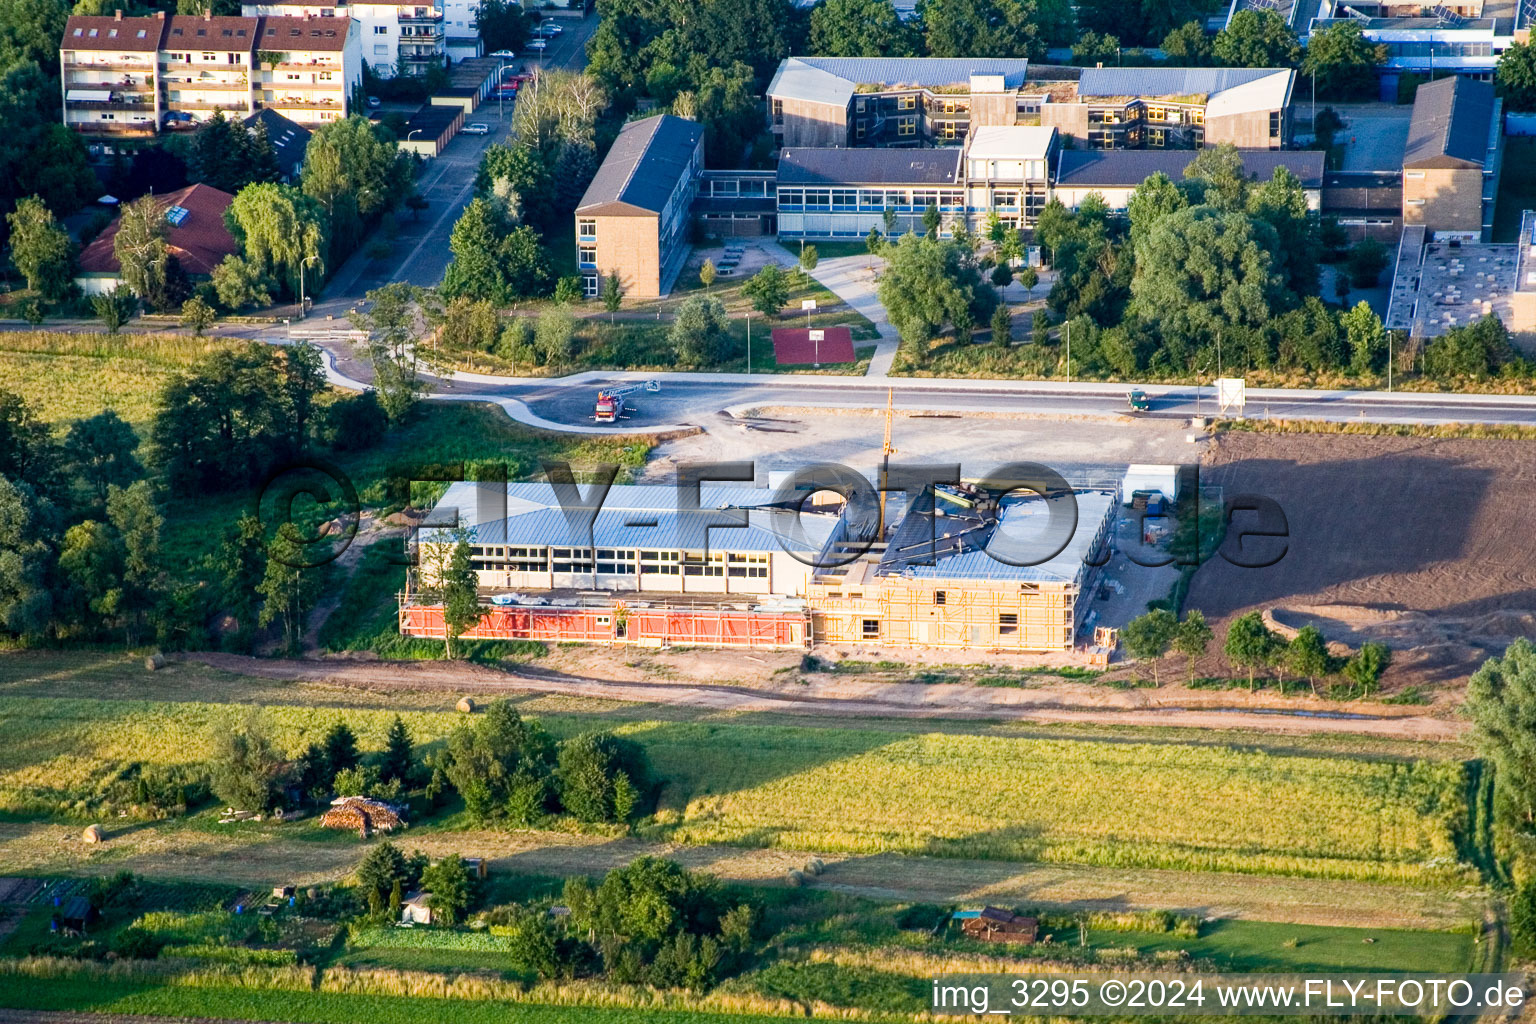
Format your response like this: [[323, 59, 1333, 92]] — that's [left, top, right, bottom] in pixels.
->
[[0, 979, 806, 1024], [1076, 918, 1475, 973], [0, 331, 246, 431]]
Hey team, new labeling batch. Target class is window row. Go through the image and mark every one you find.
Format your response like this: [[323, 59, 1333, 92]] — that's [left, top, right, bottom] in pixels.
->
[[777, 188, 964, 212]]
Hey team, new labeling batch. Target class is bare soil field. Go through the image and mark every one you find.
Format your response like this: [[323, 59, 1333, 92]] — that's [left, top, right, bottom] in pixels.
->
[[1186, 432, 1536, 688]]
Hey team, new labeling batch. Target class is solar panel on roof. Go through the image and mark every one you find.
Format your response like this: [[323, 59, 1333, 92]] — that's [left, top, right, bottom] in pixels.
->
[[165, 205, 189, 226]]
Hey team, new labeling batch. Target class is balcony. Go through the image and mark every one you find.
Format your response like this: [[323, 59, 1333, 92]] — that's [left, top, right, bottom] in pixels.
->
[[165, 77, 250, 90], [69, 98, 156, 111], [273, 60, 341, 71], [70, 121, 157, 136], [397, 9, 443, 21], [264, 97, 342, 110], [167, 98, 253, 110], [66, 58, 153, 72]]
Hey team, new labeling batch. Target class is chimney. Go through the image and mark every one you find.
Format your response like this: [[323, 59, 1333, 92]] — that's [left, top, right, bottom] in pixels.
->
[[204, 10, 211, 17], [113, 8, 122, 19]]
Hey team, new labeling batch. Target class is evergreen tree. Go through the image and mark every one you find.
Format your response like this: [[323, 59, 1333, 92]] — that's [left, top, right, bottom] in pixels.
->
[[380, 715, 415, 786]]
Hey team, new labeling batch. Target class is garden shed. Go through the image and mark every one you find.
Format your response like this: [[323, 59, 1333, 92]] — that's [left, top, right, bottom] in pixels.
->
[[956, 906, 1038, 944]]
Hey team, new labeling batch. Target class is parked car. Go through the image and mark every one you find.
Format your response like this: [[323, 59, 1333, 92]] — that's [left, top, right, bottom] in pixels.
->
[[367, 95, 381, 108], [462, 122, 491, 135], [535, 22, 562, 36], [528, 38, 548, 50]]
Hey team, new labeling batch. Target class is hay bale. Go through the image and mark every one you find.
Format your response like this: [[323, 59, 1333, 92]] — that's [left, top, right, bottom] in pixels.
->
[[456, 696, 477, 713], [785, 869, 806, 887], [81, 824, 104, 844], [144, 653, 167, 671], [803, 858, 825, 876]]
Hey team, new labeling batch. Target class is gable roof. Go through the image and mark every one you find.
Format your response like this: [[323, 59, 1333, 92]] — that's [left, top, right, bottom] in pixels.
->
[[1076, 66, 1293, 113], [1054, 149, 1325, 190], [77, 183, 239, 278], [243, 109, 311, 177], [256, 15, 350, 51], [164, 14, 258, 49], [766, 56, 1029, 107], [577, 115, 702, 216], [63, 14, 166, 52], [778, 147, 962, 186], [1404, 76, 1497, 169]]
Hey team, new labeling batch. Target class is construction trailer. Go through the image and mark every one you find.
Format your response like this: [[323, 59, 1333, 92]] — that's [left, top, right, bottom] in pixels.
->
[[807, 488, 1117, 653]]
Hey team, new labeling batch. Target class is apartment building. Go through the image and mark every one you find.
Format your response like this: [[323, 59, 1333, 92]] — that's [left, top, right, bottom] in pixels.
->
[[61, 12, 166, 139], [1038, 67, 1295, 150], [1402, 75, 1502, 239], [575, 114, 704, 299], [766, 56, 1031, 149], [60, 10, 360, 139], [241, 0, 464, 76], [159, 15, 258, 125], [255, 15, 360, 125]]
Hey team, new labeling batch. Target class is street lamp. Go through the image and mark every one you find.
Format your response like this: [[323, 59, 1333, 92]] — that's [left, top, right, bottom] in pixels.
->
[[298, 253, 320, 321], [490, 49, 515, 121]]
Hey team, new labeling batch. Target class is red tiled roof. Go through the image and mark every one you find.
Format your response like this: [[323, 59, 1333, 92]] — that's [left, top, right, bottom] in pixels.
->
[[63, 14, 166, 52], [256, 16, 351, 52], [163, 15, 260, 50], [77, 183, 239, 278]]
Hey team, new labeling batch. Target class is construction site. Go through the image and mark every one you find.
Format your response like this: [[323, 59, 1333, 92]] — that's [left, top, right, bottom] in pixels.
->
[[398, 468, 1143, 654]]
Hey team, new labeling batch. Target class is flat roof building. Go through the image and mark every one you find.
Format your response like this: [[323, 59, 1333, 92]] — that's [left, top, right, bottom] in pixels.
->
[[576, 114, 704, 299], [1038, 67, 1295, 151], [808, 486, 1117, 653], [1051, 148, 1324, 211], [767, 56, 1032, 150], [417, 480, 839, 598]]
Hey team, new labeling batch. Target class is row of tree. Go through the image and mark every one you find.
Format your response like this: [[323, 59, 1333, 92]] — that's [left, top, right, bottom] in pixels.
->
[[874, 145, 1517, 387], [1123, 606, 1391, 696]]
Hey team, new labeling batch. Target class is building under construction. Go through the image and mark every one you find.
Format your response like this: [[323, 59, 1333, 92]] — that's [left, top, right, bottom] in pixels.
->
[[399, 477, 1118, 654], [807, 485, 1116, 652]]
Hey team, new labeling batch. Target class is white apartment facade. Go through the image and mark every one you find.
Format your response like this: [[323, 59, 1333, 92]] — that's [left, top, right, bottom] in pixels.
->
[[241, 0, 479, 75], [61, 10, 360, 139]]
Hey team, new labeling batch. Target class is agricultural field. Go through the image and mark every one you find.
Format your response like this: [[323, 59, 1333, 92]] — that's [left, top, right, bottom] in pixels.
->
[[0, 694, 1477, 884], [0, 331, 245, 430], [1186, 432, 1536, 689]]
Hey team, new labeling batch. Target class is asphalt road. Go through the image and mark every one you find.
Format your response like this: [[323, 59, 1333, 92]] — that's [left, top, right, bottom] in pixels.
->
[[419, 371, 1536, 430], [310, 14, 597, 316]]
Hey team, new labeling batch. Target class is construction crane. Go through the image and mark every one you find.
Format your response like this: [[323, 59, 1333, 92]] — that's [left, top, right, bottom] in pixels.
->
[[879, 387, 897, 536], [593, 380, 660, 423]]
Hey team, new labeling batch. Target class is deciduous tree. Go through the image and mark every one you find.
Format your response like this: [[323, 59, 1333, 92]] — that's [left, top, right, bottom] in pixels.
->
[[1302, 22, 1387, 101], [1122, 608, 1177, 685], [1173, 609, 1212, 684], [810, 0, 919, 56], [1213, 9, 1300, 67], [6, 195, 73, 300]]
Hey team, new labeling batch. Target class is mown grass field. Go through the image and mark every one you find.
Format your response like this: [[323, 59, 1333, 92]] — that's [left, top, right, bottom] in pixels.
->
[[0, 693, 1473, 884], [0, 331, 248, 430]]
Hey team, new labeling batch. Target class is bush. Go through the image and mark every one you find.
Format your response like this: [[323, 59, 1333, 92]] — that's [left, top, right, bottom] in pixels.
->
[[319, 391, 389, 452], [555, 731, 652, 824], [1510, 877, 1536, 956], [110, 927, 164, 960]]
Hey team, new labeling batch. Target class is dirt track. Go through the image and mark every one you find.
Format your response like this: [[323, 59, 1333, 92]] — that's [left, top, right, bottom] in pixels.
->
[[186, 652, 1466, 741]]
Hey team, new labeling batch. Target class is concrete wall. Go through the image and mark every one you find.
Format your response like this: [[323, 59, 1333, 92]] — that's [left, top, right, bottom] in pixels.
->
[[1403, 166, 1483, 233], [775, 96, 849, 148], [969, 91, 1016, 129], [1205, 108, 1282, 149], [1039, 103, 1089, 145]]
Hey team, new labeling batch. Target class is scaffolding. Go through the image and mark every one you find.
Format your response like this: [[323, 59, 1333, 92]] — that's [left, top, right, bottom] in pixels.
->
[[399, 599, 810, 649]]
